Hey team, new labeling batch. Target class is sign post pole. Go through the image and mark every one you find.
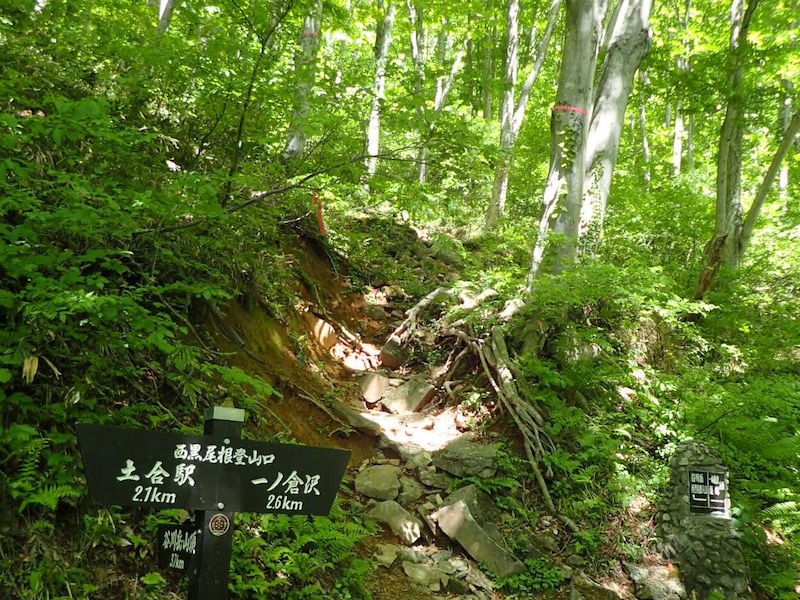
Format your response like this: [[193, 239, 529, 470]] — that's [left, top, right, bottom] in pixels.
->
[[188, 407, 245, 600]]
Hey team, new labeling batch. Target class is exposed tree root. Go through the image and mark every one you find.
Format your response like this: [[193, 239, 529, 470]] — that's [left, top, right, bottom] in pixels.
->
[[387, 286, 452, 345], [387, 289, 579, 533]]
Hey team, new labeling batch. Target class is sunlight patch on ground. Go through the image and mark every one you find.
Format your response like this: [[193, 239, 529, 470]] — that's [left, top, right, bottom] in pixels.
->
[[356, 407, 464, 452]]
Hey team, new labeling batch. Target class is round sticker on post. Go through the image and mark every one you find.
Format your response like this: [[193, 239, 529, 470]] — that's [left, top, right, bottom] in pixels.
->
[[208, 513, 230, 537]]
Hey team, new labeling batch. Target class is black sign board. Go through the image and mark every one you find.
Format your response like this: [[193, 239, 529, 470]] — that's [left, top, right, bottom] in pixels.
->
[[76, 423, 350, 515], [688, 470, 728, 516], [158, 523, 200, 573], [78, 408, 352, 600]]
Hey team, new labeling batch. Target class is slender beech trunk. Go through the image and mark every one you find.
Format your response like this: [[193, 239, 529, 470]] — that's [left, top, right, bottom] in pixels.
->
[[672, 99, 684, 176], [638, 72, 651, 189], [487, 0, 520, 227], [485, 0, 562, 229], [694, 0, 762, 298], [779, 0, 798, 198], [282, 0, 323, 161], [672, 0, 692, 175], [578, 0, 653, 256], [483, 22, 496, 120], [366, 1, 397, 176], [778, 94, 793, 198], [408, 3, 466, 183], [739, 112, 800, 253], [157, 0, 176, 35], [529, 0, 602, 280]]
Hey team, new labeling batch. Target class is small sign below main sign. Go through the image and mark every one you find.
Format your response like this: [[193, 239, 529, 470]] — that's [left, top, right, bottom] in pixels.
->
[[157, 523, 200, 573], [688, 470, 728, 516]]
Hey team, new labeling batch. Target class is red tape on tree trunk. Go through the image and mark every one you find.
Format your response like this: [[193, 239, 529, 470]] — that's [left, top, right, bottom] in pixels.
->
[[311, 189, 326, 236]]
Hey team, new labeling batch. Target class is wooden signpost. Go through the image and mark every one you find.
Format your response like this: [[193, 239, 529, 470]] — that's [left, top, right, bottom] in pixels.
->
[[77, 407, 351, 599]]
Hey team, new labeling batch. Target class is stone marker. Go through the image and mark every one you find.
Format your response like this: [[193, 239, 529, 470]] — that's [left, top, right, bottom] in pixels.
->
[[657, 440, 749, 600]]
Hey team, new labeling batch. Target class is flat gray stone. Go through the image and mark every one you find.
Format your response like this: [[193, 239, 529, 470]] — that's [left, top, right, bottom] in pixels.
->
[[442, 485, 503, 544], [355, 465, 401, 500], [624, 563, 687, 600], [374, 543, 401, 568], [402, 561, 442, 590], [380, 338, 410, 368], [406, 450, 433, 470], [378, 436, 424, 461], [360, 372, 390, 404], [366, 500, 422, 545], [417, 466, 452, 489], [332, 403, 382, 436], [435, 500, 525, 578], [382, 376, 436, 414], [363, 304, 388, 320], [570, 574, 623, 600], [398, 546, 427, 564], [432, 436, 498, 478], [398, 476, 425, 505]]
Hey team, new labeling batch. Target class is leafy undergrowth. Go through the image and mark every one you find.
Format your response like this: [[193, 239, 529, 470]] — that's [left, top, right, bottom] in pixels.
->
[[2, 8, 799, 599]]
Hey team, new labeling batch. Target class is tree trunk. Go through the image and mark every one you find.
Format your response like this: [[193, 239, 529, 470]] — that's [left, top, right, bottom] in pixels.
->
[[713, 0, 758, 265], [672, 100, 684, 176], [739, 112, 800, 255], [483, 22, 496, 121], [486, 0, 520, 229], [366, 1, 397, 176], [408, 5, 466, 184], [529, 0, 602, 280], [578, 0, 653, 257], [157, 0, 175, 35], [638, 72, 651, 189], [672, 0, 691, 176], [282, 0, 324, 161], [694, 0, 762, 298], [485, 0, 562, 229]]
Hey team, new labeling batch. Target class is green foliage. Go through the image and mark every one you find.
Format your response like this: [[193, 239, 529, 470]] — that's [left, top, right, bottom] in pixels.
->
[[496, 558, 563, 597], [230, 505, 375, 599]]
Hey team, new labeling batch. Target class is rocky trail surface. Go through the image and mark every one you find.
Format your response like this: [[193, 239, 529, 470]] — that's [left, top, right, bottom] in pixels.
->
[[212, 221, 688, 600]]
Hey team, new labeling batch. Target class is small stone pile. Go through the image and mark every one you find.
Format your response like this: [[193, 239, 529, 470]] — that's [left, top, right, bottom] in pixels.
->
[[656, 441, 750, 599]]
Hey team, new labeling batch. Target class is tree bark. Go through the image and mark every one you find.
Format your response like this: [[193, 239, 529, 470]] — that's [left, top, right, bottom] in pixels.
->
[[694, 0, 764, 298], [529, 0, 602, 280], [739, 112, 800, 256], [672, 0, 691, 176], [157, 0, 176, 35], [638, 72, 651, 189], [366, 1, 397, 176], [483, 22, 496, 121], [485, 0, 562, 229], [578, 0, 653, 257], [408, 5, 466, 184], [282, 0, 324, 161]]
